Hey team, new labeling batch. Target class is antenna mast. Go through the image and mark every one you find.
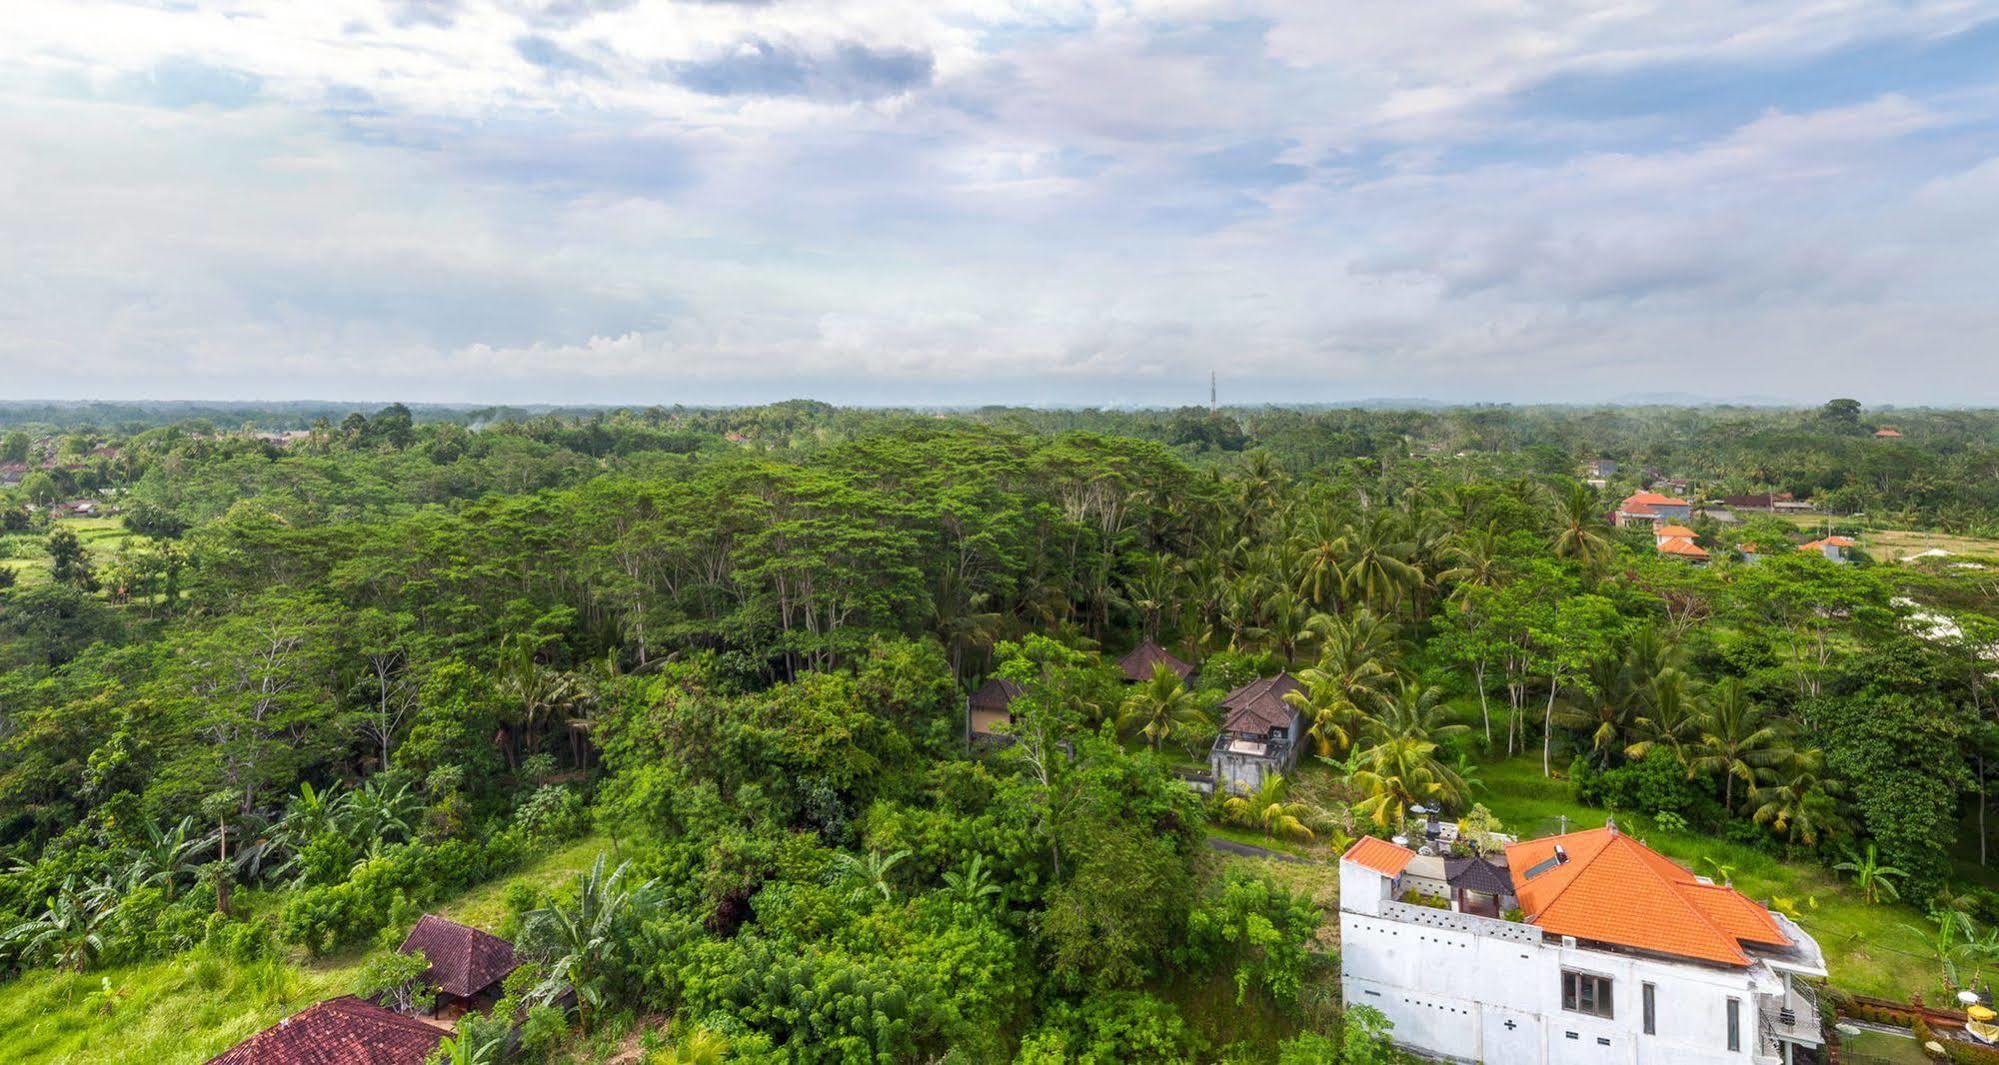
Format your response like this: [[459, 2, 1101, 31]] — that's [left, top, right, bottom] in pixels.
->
[[1210, 371, 1217, 412]]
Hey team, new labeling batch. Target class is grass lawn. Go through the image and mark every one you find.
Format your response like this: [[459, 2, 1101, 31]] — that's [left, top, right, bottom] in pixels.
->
[[0, 517, 135, 589], [434, 834, 610, 933], [1474, 755, 1940, 999], [0, 835, 609, 1065]]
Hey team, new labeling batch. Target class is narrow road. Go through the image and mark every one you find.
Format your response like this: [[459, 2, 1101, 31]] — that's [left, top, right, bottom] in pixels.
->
[[1206, 835, 1312, 864]]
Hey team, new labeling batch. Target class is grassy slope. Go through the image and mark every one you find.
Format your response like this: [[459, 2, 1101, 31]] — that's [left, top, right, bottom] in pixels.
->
[[1474, 756, 1938, 998], [0, 835, 608, 1065], [1, 516, 136, 588]]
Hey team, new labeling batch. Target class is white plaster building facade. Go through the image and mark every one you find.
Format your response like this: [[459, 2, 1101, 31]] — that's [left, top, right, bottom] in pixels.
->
[[1339, 830, 1826, 1065]]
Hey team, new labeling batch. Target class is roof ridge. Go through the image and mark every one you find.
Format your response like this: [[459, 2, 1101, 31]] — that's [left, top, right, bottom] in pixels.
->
[[1533, 832, 1747, 964]]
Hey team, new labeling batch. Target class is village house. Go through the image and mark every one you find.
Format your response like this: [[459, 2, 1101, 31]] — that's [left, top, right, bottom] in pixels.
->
[[1722, 493, 1792, 513], [1208, 673, 1304, 793], [1583, 458, 1619, 480], [206, 995, 446, 1065], [1798, 536, 1855, 563], [965, 676, 1023, 746], [398, 913, 518, 1018], [1341, 824, 1826, 1065], [1653, 525, 1711, 563], [1613, 491, 1692, 528], [1874, 427, 1903, 439], [1116, 638, 1194, 683]]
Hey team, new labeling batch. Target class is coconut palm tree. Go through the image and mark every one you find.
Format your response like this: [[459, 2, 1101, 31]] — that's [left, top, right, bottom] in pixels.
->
[[1549, 482, 1613, 571], [1118, 664, 1208, 749], [1287, 632, 1398, 757], [1624, 669, 1700, 764], [1748, 751, 1847, 847], [1350, 683, 1471, 830], [1222, 774, 1323, 844], [1690, 679, 1792, 812], [1341, 509, 1423, 615], [1293, 519, 1349, 612], [1835, 843, 1908, 904]]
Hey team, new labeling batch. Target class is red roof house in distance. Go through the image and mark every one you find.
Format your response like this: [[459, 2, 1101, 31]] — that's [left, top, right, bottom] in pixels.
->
[[398, 914, 518, 1011], [1613, 491, 1692, 527], [1799, 535, 1857, 563], [206, 996, 445, 1065], [1874, 427, 1903, 439], [1116, 638, 1194, 683]]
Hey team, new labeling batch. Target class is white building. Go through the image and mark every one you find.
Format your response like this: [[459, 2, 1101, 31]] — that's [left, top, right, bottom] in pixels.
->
[[1340, 826, 1826, 1065]]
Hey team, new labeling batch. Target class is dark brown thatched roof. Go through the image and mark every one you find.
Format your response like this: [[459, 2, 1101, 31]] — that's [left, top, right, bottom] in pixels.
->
[[397, 914, 517, 999], [1219, 673, 1302, 735], [968, 677, 1024, 712], [206, 996, 444, 1065], [1116, 639, 1194, 683], [1445, 856, 1514, 896]]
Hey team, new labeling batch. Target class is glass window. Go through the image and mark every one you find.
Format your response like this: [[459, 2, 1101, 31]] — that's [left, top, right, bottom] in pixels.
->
[[1643, 983, 1656, 1035], [1727, 997, 1741, 1052], [1562, 971, 1614, 1019]]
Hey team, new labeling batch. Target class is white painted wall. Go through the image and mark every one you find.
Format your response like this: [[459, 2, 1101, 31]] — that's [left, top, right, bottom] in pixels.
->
[[1340, 869, 1791, 1065]]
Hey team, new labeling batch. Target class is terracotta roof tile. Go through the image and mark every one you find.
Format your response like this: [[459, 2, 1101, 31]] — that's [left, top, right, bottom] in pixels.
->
[[1219, 673, 1302, 734], [1656, 536, 1710, 559], [1504, 828, 1790, 966], [207, 996, 444, 1065], [1116, 639, 1194, 683], [398, 914, 517, 999], [1343, 836, 1417, 877], [1653, 525, 1697, 538], [968, 677, 1023, 711]]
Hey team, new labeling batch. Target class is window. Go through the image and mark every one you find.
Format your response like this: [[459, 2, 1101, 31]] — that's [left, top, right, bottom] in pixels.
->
[[1727, 997, 1742, 1052], [1643, 983, 1656, 1035], [1561, 971, 1613, 1019]]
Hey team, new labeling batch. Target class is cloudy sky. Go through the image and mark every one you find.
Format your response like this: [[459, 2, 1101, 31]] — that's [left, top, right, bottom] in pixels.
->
[[4, 1, 1997, 406]]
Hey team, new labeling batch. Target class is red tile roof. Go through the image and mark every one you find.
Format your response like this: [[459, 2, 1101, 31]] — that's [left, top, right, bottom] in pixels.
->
[[1219, 673, 1303, 734], [1875, 428, 1903, 438], [1116, 639, 1194, 683], [1653, 524, 1697, 538], [1504, 828, 1788, 966], [1799, 536, 1856, 552], [1343, 836, 1417, 877], [398, 914, 517, 999], [1656, 536, 1710, 559], [1618, 491, 1690, 516], [207, 996, 444, 1065]]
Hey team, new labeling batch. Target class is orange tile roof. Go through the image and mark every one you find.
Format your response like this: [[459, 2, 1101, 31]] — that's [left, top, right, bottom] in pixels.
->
[[1875, 428, 1903, 437], [1620, 491, 1690, 512], [1504, 827, 1788, 966], [1653, 524, 1697, 538], [1343, 836, 1417, 877], [1799, 536, 1855, 552], [1656, 536, 1710, 559]]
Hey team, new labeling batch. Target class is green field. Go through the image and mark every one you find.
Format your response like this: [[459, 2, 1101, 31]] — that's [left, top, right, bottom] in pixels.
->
[[0, 515, 136, 589], [0, 836, 608, 1065]]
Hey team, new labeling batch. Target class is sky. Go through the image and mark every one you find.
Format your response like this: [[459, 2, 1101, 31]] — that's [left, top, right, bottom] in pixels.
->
[[3, 1, 1998, 408]]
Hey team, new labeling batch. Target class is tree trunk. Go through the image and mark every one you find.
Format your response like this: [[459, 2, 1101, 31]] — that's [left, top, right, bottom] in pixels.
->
[[1542, 681, 1560, 778]]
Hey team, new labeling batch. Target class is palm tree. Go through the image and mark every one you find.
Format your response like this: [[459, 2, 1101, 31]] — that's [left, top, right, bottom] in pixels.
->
[[1293, 520, 1349, 612], [1287, 625, 1398, 756], [1261, 588, 1313, 664], [1119, 664, 1208, 749], [1835, 843, 1908, 904], [1350, 684, 1471, 830], [1341, 509, 1422, 615], [1748, 750, 1847, 847], [1624, 669, 1700, 764], [1222, 774, 1322, 843], [1689, 679, 1791, 812], [832, 848, 909, 902], [521, 854, 658, 1030], [0, 878, 110, 972], [120, 815, 204, 900], [1549, 482, 1613, 571], [942, 853, 1001, 905], [1439, 525, 1504, 598]]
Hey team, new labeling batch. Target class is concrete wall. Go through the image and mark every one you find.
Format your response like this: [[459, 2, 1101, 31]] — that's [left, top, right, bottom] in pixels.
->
[[1341, 869, 1788, 1065]]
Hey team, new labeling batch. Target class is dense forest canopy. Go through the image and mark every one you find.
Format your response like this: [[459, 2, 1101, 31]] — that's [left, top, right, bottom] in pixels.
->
[[2, 397, 1998, 1062]]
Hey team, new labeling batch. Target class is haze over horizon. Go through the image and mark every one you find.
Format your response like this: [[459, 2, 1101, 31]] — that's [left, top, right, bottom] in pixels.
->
[[5, 2, 1998, 406]]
